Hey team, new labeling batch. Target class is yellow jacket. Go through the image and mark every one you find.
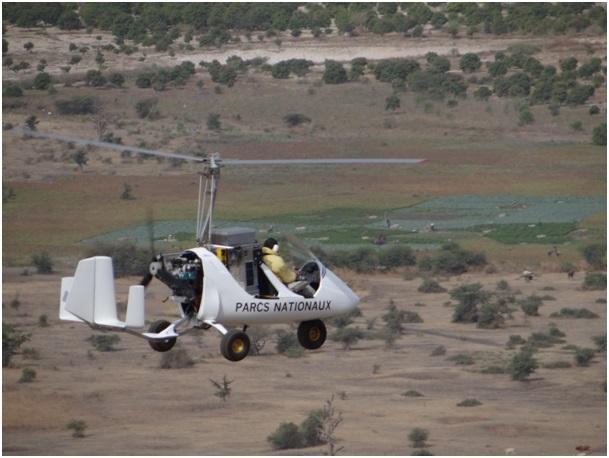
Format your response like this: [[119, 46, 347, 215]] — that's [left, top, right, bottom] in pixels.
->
[[261, 247, 296, 284]]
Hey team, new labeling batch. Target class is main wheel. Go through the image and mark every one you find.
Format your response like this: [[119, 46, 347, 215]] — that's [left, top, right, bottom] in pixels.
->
[[147, 319, 177, 353], [297, 320, 327, 350], [220, 329, 250, 362]]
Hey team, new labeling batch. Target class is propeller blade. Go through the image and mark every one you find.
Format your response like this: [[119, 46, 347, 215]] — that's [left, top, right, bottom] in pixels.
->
[[221, 158, 427, 165], [9, 128, 207, 163]]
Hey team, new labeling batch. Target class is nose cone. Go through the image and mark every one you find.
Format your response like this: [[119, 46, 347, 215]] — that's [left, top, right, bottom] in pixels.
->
[[322, 267, 360, 312]]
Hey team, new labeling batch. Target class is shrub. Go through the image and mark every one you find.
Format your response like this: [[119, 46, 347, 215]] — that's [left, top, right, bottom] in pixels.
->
[[430, 345, 446, 356], [87, 241, 150, 277], [408, 428, 428, 448], [542, 361, 572, 369], [3, 83, 23, 97], [581, 243, 606, 269], [592, 123, 606, 145], [3, 324, 30, 367], [518, 109, 534, 126], [85, 69, 106, 87], [283, 113, 311, 127], [570, 120, 583, 131], [18, 367, 36, 383], [38, 314, 49, 327], [474, 86, 492, 101], [448, 353, 475, 365], [459, 53, 481, 73], [506, 335, 526, 349], [566, 84, 594, 106], [135, 98, 160, 120], [374, 58, 420, 83], [402, 390, 423, 397], [210, 375, 232, 401], [271, 61, 291, 79], [57, 10, 81, 30], [24, 41, 34, 52], [67, 420, 87, 438], [412, 450, 434, 456], [207, 113, 221, 130], [33, 72, 52, 90], [457, 398, 482, 407], [559, 56, 578, 72], [578, 58, 602, 78], [330, 326, 364, 350], [55, 96, 99, 115], [477, 303, 506, 329], [385, 93, 400, 111], [451, 283, 490, 323], [574, 347, 595, 366], [550, 308, 599, 319], [268, 422, 303, 449], [379, 246, 416, 268], [299, 409, 326, 447], [592, 334, 606, 353], [582, 272, 606, 291], [519, 295, 542, 316], [160, 347, 194, 369], [323, 60, 348, 84], [32, 252, 53, 273], [275, 329, 300, 354], [418, 278, 446, 293], [87, 334, 120, 351], [109, 72, 125, 87], [509, 348, 538, 381]]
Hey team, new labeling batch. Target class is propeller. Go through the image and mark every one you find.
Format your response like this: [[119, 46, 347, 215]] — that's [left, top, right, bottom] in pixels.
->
[[8, 128, 427, 166]]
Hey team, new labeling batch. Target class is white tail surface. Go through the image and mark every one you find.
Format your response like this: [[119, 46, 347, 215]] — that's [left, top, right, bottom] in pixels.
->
[[126, 285, 145, 328], [61, 256, 143, 328]]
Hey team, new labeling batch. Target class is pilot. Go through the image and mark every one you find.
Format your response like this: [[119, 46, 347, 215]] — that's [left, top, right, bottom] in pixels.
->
[[261, 238, 315, 298]]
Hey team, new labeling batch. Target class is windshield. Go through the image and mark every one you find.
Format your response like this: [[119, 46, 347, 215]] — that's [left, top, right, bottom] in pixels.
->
[[276, 234, 324, 277]]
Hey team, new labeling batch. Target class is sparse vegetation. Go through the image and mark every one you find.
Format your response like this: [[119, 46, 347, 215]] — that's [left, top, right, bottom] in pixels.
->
[[592, 334, 606, 353], [418, 278, 446, 293], [402, 390, 423, 397], [330, 326, 365, 350], [574, 347, 595, 366], [457, 398, 482, 407], [431, 345, 446, 356], [3, 324, 30, 367], [581, 272, 606, 291], [67, 420, 87, 438], [210, 375, 232, 401], [509, 348, 538, 381], [448, 353, 475, 365], [86, 334, 120, 352], [550, 308, 599, 319], [160, 346, 194, 369], [408, 428, 429, 448], [18, 367, 36, 383], [32, 252, 53, 273]]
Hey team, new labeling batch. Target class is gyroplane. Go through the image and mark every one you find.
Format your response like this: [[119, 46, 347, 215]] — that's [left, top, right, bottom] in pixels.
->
[[11, 128, 425, 361]]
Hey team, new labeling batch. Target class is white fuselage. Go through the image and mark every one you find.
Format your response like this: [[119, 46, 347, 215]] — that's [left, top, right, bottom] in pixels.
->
[[190, 247, 360, 325]]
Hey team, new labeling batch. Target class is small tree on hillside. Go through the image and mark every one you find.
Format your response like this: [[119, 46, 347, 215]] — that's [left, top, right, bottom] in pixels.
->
[[24, 41, 34, 52], [450, 283, 490, 323], [509, 347, 538, 381], [385, 93, 400, 111], [210, 375, 232, 402], [72, 150, 88, 171], [459, 53, 481, 73], [207, 113, 221, 130], [323, 60, 348, 84]]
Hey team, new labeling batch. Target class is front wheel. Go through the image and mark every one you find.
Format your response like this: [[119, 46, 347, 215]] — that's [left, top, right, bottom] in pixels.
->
[[220, 329, 250, 362], [297, 320, 326, 350], [147, 320, 177, 352]]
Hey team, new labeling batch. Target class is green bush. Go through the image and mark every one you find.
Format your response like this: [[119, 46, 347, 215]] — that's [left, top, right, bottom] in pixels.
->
[[330, 326, 364, 350], [430, 345, 446, 356], [408, 427, 429, 448], [459, 53, 481, 73], [506, 335, 526, 349], [592, 123, 606, 145], [519, 295, 543, 316], [3, 83, 23, 97], [283, 113, 311, 127], [135, 98, 160, 120], [402, 390, 423, 397], [592, 334, 606, 353], [299, 409, 326, 447], [582, 272, 606, 290], [379, 245, 416, 268], [275, 329, 300, 354], [207, 113, 221, 130], [32, 252, 53, 273], [109, 72, 125, 87], [542, 361, 572, 369], [374, 58, 420, 83], [581, 243, 606, 269], [559, 56, 578, 72], [518, 109, 534, 126], [385, 93, 400, 111], [323, 60, 348, 84], [457, 398, 482, 407], [67, 419, 87, 438], [18, 367, 36, 383], [474, 86, 492, 101], [86, 334, 120, 351], [3, 323, 30, 367], [574, 347, 595, 366], [589, 105, 600, 115], [509, 348, 538, 381], [55, 96, 100, 115], [57, 10, 81, 30], [550, 307, 599, 319], [85, 69, 106, 87], [451, 283, 490, 323], [271, 61, 290, 79], [448, 353, 475, 365], [33, 72, 52, 90], [418, 278, 446, 293], [268, 422, 303, 449], [477, 303, 506, 329]]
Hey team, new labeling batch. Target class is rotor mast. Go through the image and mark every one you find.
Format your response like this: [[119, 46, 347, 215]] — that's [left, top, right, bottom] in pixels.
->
[[196, 153, 221, 246]]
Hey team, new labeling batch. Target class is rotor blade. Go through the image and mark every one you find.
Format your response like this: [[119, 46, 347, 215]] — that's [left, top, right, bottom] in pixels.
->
[[9, 128, 207, 163], [221, 158, 427, 165]]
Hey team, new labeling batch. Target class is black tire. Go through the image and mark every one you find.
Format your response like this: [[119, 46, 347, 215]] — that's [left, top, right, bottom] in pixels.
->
[[220, 329, 250, 362], [147, 319, 177, 352], [297, 320, 326, 350]]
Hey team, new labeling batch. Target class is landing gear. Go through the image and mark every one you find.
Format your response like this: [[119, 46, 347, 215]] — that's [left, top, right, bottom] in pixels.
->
[[147, 320, 177, 352], [220, 329, 251, 362], [297, 319, 327, 350]]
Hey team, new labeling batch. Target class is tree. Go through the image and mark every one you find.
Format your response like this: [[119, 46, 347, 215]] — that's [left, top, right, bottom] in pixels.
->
[[323, 60, 348, 84], [210, 375, 232, 402], [24, 115, 39, 131], [408, 428, 429, 448], [271, 61, 290, 79], [509, 347, 538, 381], [518, 109, 534, 126], [592, 123, 606, 146], [474, 86, 492, 101], [24, 41, 34, 52], [33, 72, 52, 90], [3, 323, 30, 367], [451, 283, 490, 323], [559, 56, 578, 72], [459, 53, 481, 73], [207, 113, 221, 130], [57, 10, 81, 30], [385, 93, 400, 111], [72, 150, 88, 171]]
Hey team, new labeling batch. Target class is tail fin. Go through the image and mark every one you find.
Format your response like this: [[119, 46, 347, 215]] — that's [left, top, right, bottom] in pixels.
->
[[60, 256, 145, 328]]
